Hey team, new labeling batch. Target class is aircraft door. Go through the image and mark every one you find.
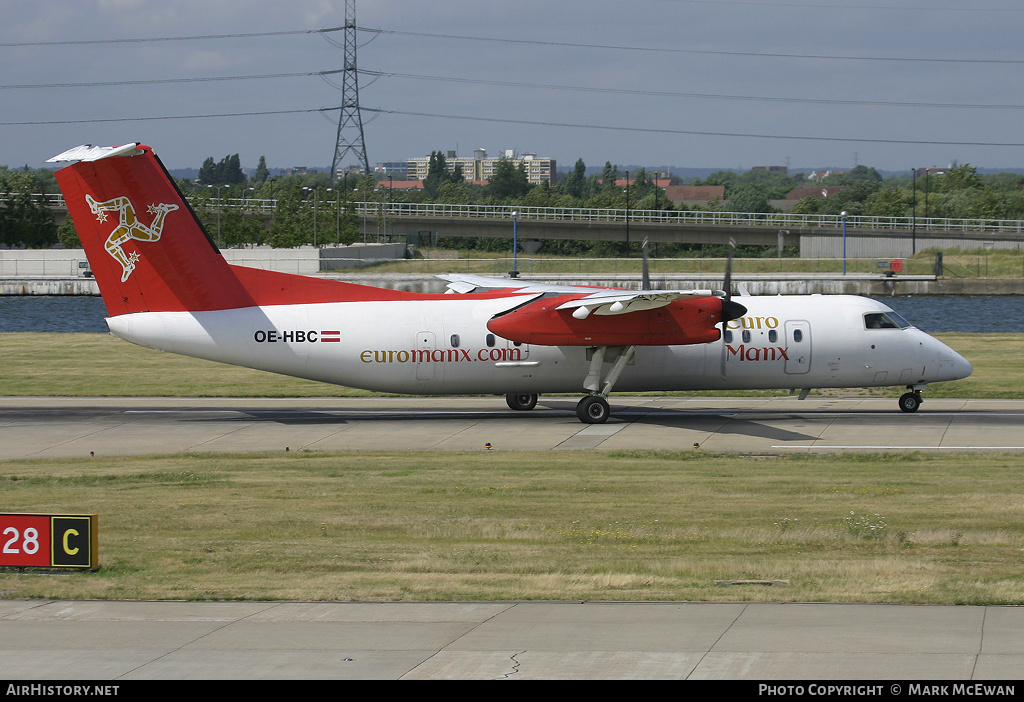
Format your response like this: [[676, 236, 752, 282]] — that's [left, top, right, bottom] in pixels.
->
[[506, 338, 529, 362], [784, 320, 811, 374], [416, 331, 435, 380]]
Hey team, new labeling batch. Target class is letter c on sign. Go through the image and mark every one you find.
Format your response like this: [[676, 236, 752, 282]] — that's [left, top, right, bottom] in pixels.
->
[[62, 528, 79, 555]]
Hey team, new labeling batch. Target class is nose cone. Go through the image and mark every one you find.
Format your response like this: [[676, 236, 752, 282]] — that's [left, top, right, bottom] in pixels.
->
[[935, 338, 973, 382], [949, 348, 974, 380]]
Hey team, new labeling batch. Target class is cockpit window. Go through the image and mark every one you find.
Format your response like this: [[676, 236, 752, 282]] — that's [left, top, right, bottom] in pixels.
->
[[864, 312, 911, 330]]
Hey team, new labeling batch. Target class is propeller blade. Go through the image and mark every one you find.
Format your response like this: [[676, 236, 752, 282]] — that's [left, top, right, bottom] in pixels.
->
[[723, 238, 736, 302], [720, 238, 738, 382], [641, 236, 651, 290]]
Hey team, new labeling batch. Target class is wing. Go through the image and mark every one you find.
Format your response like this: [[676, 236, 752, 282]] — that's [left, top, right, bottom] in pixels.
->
[[439, 274, 739, 347], [439, 273, 724, 318], [439, 273, 608, 295]]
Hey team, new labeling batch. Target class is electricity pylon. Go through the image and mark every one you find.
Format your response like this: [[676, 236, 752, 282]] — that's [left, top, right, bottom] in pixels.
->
[[330, 0, 369, 180]]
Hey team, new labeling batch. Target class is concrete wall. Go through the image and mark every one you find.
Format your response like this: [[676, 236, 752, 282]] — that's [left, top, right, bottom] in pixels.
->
[[0, 244, 409, 277], [320, 243, 409, 270], [801, 234, 1023, 258]]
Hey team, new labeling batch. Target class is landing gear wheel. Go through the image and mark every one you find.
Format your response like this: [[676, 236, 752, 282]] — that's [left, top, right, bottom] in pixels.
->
[[898, 392, 922, 413], [576, 396, 610, 424], [506, 393, 538, 411]]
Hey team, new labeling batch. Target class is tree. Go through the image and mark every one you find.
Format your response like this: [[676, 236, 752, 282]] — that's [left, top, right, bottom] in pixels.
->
[[252, 156, 270, 185], [0, 169, 57, 248], [423, 151, 451, 199], [486, 158, 531, 200], [863, 186, 907, 218], [938, 163, 982, 192], [727, 184, 774, 214], [843, 165, 883, 183], [562, 158, 589, 199], [57, 215, 81, 248], [599, 162, 619, 192], [198, 154, 246, 185]]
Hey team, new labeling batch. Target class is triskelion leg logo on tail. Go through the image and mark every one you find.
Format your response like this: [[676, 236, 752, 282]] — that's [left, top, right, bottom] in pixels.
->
[[86, 194, 179, 282]]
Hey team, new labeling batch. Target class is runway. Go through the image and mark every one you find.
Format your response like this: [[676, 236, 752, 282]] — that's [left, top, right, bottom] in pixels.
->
[[1, 599, 1021, 680], [3, 395, 1023, 681], [2, 395, 1024, 459]]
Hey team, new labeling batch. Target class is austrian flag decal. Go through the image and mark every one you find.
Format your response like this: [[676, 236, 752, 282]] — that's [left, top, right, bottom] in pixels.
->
[[252, 330, 344, 343]]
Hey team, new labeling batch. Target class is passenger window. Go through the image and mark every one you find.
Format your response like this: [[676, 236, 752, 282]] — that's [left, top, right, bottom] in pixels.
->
[[793, 329, 803, 342], [450, 334, 460, 348], [486, 334, 496, 348], [742, 330, 751, 344], [724, 330, 733, 343], [769, 330, 777, 343]]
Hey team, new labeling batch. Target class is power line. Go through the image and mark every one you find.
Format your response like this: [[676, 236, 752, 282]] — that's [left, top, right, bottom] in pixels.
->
[[360, 106, 1024, 148], [8, 103, 1023, 148], [359, 27, 1024, 65], [361, 69, 1024, 111], [13, 66, 1021, 112], [0, 71, 342, 90], [661, 0, 1024, 11], [0, 27, 344, 48], [0, 108, 328, 125]]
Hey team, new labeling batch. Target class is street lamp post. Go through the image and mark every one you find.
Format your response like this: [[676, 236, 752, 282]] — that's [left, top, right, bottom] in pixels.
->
[[207, 184, 222, 247], [841, 210, 848, 275], [624, 170, 631, 253], [303, 187, 319, 247], [911, 167, 917, 256], [510, 210, 519, 278]]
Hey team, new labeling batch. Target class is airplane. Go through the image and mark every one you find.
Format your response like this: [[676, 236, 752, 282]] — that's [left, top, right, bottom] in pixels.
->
[[48, 142, 973, 424]]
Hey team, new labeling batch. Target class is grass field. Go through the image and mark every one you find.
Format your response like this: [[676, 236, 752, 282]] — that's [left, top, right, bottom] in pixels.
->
[[1, 450, 1022, 603], [1, 332, 1022, 603]]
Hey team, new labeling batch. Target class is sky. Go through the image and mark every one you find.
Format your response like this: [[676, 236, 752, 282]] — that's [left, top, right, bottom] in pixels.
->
[[4, 0, 1024, 175]]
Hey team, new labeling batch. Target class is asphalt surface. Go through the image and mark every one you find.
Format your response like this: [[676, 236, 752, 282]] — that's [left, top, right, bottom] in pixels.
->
[[2, 395, 1022, 681], [1, 599, 1021, 680], [3, 395, 1024, 458]]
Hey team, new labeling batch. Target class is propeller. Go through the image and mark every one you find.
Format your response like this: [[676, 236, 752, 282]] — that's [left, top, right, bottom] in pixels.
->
[[719, 239, 746, 381], [641, 235, 651, 291]]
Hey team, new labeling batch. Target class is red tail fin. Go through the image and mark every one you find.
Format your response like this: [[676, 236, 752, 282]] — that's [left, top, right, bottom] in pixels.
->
[[51, 143, 254, 316]]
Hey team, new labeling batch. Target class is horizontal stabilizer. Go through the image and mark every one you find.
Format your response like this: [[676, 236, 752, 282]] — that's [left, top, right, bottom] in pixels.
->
[[47, 143, 145, 163]]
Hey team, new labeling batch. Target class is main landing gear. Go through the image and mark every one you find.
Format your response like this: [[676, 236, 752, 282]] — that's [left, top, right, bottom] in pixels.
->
[[575, 345, 636, 424], [505, 393, 538, 411], [505, 346, 635, 424], [898, 384, 927, 413]]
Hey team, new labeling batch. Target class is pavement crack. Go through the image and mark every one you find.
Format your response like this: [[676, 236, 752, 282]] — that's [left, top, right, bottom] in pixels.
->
[[113, 602, 286, 680], [499, 650, 527, 679]]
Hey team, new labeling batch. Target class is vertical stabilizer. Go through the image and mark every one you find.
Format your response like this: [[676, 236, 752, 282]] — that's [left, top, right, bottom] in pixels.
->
[[51, 143, 254, 316]]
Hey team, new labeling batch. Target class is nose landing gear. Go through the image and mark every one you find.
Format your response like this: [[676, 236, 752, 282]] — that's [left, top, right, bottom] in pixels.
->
[[898, 384, 927, 413]]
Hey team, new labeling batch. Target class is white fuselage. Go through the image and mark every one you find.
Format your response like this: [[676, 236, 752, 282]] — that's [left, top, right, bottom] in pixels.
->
[[105, 293, 972, 395]]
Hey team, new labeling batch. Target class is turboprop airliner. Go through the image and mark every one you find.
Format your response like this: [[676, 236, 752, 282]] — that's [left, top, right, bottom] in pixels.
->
[[48, 143, 973, 424]]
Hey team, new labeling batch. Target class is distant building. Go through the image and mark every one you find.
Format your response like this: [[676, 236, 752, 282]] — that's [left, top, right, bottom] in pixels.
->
[[770, 184, 848, 212], [786, 185, 848, 201], [807, 170, 845, 181], [663, 185, 725, 207], [405, 148, 556, 186], [377, 161, 410, 177], [752, 166, 788, 174], [374, 180, 423, 192], [914, 166, 950, 177]]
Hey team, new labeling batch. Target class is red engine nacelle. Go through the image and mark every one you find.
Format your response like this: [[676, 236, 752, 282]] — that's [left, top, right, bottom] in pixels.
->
[[487, 294, 725, 347]]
